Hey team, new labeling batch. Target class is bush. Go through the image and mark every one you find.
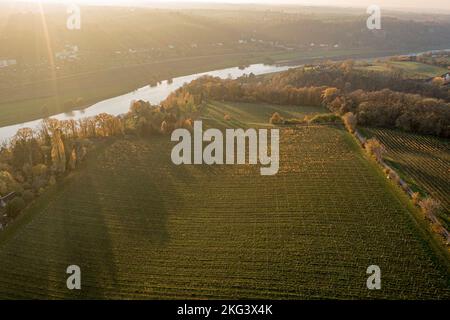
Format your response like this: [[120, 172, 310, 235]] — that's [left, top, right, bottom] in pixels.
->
[[431, 77, 445, 86], [269, 112, 284, 125], [23, 190, 34, 203], [284, 118, 305, 125], [419, 197, 442, 219], [0, 170, 21, 195], [32, 164, 48, 178], [365, 138, 386, 163], [183, 118, 193, 129], [411, 192, 421, 206], [431, 223, 445, 236], [49, 176, 56, 186], [342, 112, 357, 133], [388, 170, 400, 183], [309, 113, 342, 124], [6, 197, 26, 219], [160, 120, 168, 134], [32, 177, 48, 191]]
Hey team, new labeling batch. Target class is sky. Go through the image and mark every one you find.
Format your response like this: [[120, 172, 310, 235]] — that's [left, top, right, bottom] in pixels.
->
[[8, 0, 450, 12]]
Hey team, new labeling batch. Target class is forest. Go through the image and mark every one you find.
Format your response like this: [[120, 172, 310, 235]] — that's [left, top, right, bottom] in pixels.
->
[[163, 61, 450, 137]]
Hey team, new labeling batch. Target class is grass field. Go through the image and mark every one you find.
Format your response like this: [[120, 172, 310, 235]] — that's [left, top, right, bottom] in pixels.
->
[[202, 101, 328, 129], [359, 61, 448, 78], [362, 127, 450, 229], [0, 102, 448, 299]]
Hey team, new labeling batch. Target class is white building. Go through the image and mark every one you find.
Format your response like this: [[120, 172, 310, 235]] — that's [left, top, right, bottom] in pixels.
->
[[55, 45, 79, 60], [0, 59, 17, 68]]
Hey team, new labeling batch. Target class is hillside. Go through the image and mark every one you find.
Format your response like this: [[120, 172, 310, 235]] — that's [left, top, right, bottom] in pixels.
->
[[0, 102, 448, 299], [362, 127, 450, 229]]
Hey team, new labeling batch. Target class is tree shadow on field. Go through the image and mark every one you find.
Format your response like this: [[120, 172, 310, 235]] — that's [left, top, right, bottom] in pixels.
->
[[59, 138, 178, 298], [59, 172, 120, 299], [127, 168, 171, 246]]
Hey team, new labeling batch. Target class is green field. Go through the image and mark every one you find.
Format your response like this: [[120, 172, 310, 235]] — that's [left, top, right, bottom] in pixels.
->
[[362, 127, 450, 229], [202, 101, 328, 129], [0, 102, 448, 299], [359, 61, 448, 78]]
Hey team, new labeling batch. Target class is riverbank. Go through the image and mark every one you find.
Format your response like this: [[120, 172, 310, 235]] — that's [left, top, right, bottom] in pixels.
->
[[0, 64, 296, 143], [0, 46, 448, 132]]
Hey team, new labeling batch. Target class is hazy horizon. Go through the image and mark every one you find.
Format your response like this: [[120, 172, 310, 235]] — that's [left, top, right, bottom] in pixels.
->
[[6, 0, 450, 13]]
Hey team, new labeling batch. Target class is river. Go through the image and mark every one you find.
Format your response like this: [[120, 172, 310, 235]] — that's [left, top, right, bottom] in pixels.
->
[[0, 63, 296, 143]]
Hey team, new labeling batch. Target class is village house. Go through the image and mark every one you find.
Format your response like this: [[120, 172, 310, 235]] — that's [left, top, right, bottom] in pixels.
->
[[55, 45, 79, 61]]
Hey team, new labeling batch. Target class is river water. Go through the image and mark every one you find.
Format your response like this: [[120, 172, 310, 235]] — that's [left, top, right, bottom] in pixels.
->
[[0, 63, 296, 143]]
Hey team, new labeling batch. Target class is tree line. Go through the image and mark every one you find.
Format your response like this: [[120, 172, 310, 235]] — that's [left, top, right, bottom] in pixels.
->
[[324, 88, 450, 138], [270, 61, 450, 101], [166, 69, 450, 138], [0, 100, 196, 225]]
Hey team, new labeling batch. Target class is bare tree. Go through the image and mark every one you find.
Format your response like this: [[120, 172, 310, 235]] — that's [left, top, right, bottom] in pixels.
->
[[365, 138, 386, 163], [51, 129, 66, 173], [343, 112, 357, 133], [419, 197, 442, 220], [270, 112, 284, 125]]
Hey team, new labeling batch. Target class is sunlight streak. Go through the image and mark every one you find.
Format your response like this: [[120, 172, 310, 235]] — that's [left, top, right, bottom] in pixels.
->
[[36, 0, 60, 111]]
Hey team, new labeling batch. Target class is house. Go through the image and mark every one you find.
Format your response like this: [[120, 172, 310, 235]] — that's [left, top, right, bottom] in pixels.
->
[[0, 59, 17, 68], [0, 192, 16, 208], [444, 73, 450, 83], [55, 45, 79, 60]]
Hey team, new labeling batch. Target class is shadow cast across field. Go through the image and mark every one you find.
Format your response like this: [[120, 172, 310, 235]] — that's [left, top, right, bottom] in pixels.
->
[[59, 172, 120, 299], [47, 139, 173, 298]]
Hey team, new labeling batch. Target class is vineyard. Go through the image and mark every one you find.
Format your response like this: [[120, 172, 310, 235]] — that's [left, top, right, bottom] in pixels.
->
[[363, 128, 450, 229], [0, 103, 448, 299]]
